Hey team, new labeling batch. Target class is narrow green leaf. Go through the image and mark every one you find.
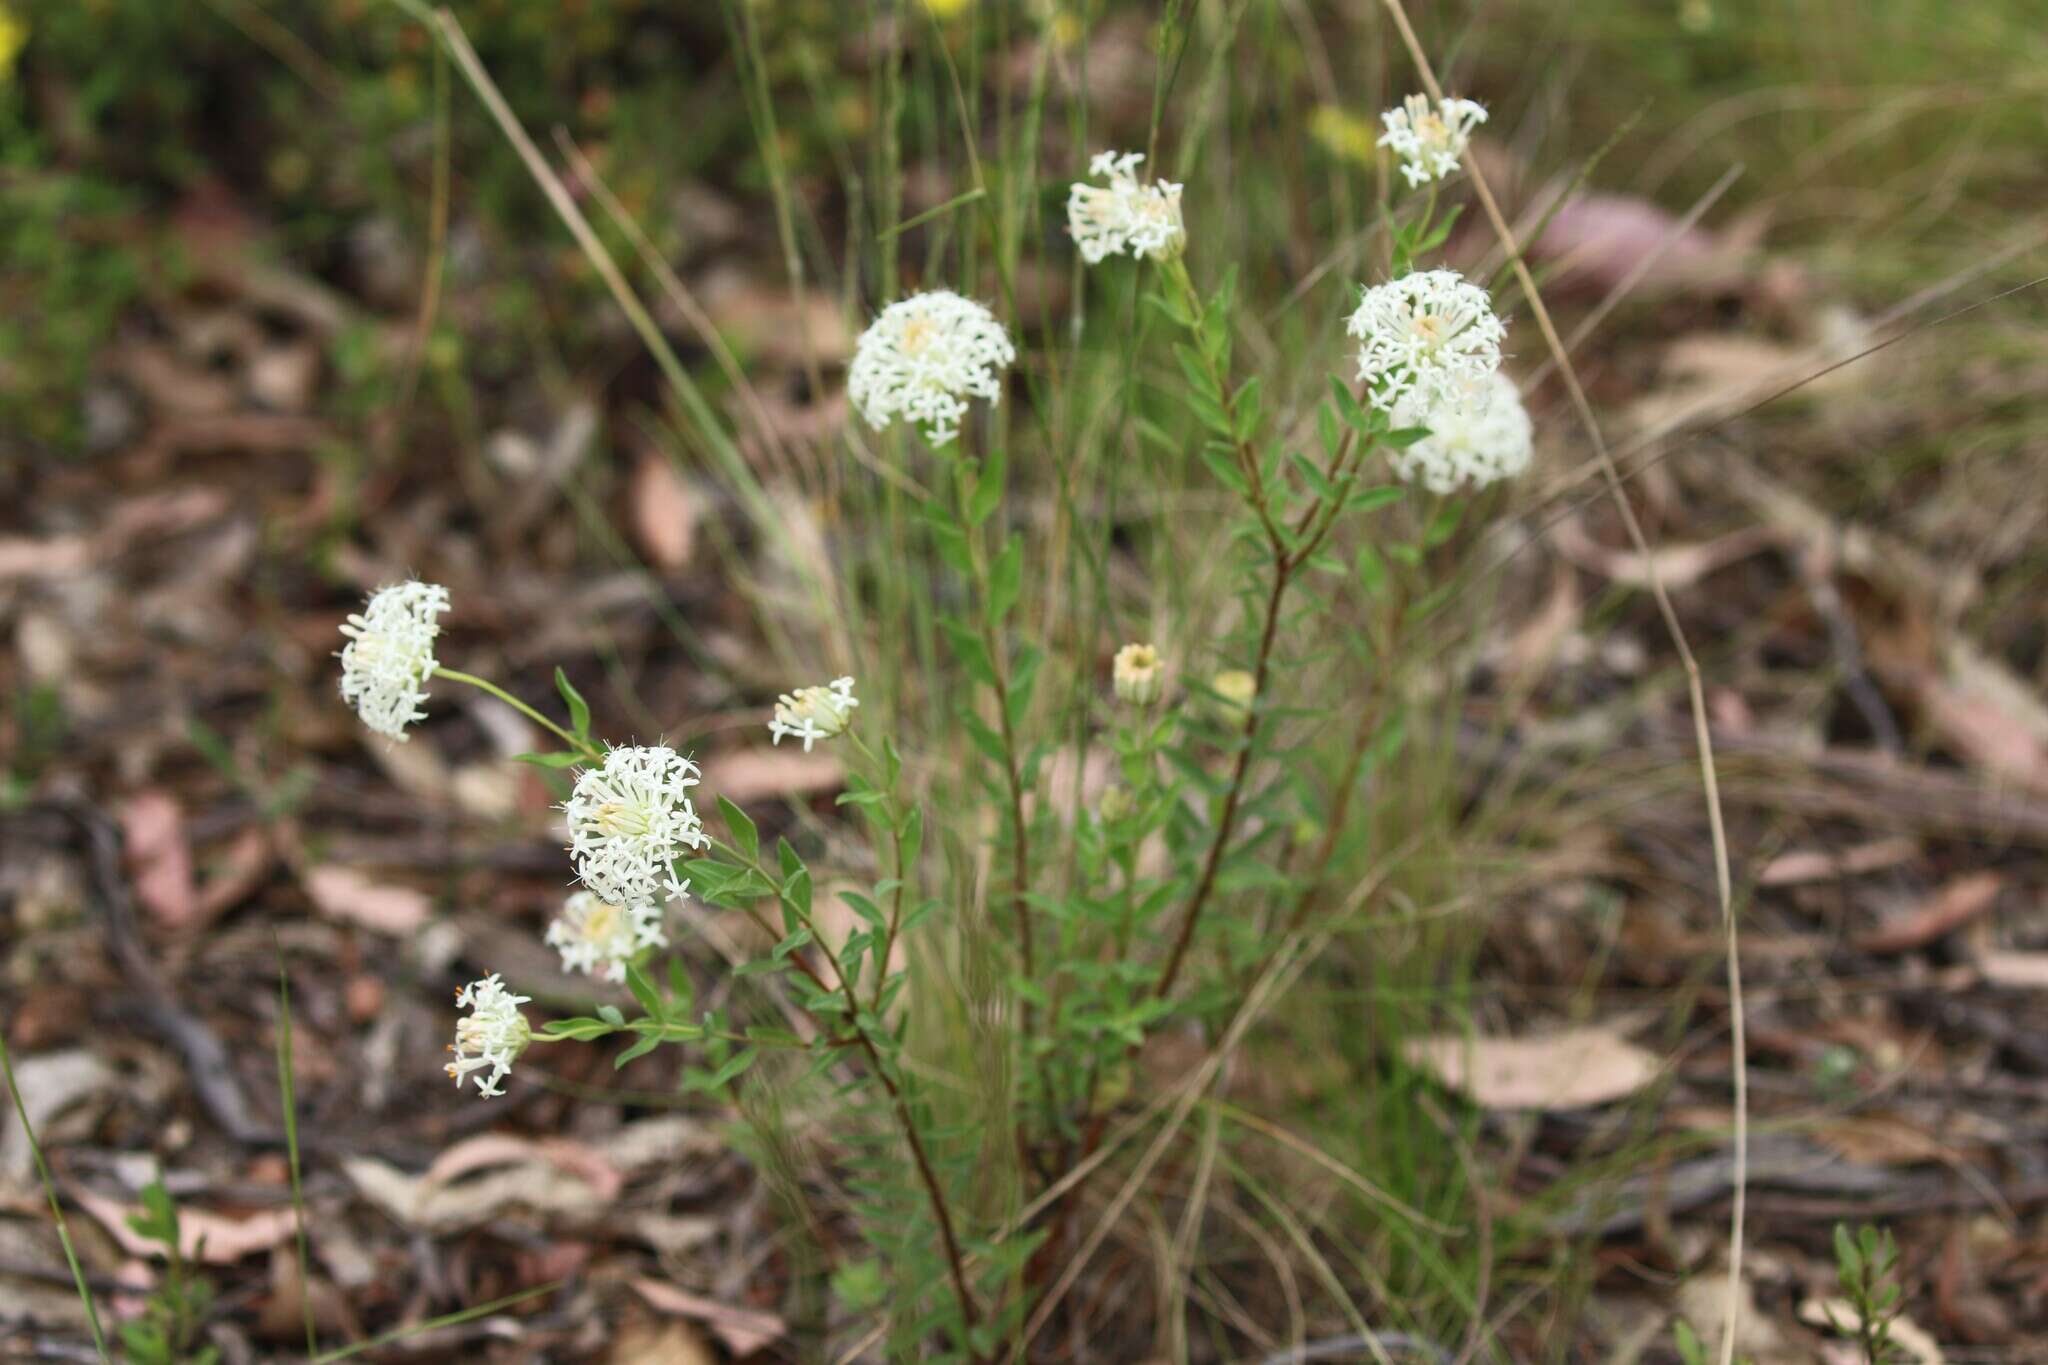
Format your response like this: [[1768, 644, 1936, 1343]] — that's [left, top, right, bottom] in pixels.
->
[[717, 795, 759, 862]]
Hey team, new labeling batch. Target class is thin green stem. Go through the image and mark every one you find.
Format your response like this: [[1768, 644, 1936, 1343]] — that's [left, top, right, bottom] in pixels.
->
[[0, 1032, 109, 1362], [432, 666, 599, 761], [275, 956, 318, 1358]]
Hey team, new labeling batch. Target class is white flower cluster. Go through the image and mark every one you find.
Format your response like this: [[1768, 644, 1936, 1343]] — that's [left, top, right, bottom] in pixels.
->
[[1386, 370, 1533, 494], [562, 745, 707, 907], [1346, 269, 1506, 415], [337, 580, 449, 741], [445, 974, 532, 1099], [848, 291, 1015, 446], [546, 891, 669, 983], [1067, 150, 1186, 265], [1378, 94, 1487, 187], [770, 676, 858, 752]]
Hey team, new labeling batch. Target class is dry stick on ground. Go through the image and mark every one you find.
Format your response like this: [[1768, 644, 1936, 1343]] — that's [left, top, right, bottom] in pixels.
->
[[1376, 6, 1746, 1362]]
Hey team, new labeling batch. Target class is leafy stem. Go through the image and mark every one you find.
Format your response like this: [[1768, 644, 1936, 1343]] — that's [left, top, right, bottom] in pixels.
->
[[432, 666, 602, 763]]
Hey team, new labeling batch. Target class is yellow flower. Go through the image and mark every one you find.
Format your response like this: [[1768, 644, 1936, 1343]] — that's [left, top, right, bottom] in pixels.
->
[[922, 0, 972, 16], [1310, 105, 1377, 168], [0, 5, 29, 82]]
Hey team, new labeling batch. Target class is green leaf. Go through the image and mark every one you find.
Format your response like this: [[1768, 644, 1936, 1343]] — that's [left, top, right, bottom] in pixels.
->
[[899, 805, 924, 874], [614, 1033, 662, 1068], [939, 617, 998, 687], [781, 869, 812, 925], [512, 750, 584, 769], [554, 668, 591, 738], [987, 532, 1024, 625], [709, 1046, 760, 1087], [744, 1026, 805, 1048], [1232, 376, 1263, 441], [666, 957, 695, 1011], [624, 962, 665, 1023], [542, 1016, 621, 1041], [1385, 424, 1433, 449], [1197, 441, 1249, 496], [1329, 375, 1371, 433], [596, 1004, 626, 1027], [718, 795, 759, 863], [967, 446, 1007, 527]]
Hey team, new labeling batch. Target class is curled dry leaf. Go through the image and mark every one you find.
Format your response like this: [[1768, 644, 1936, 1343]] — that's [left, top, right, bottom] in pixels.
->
[[121, 791, 198, 930], [630, 1277, 785, 1358], [1758, 837, 1917, 887], [706, 748, 845, 806], [1854, 872, 2004, 955], [302, 865, 432, 935], [1404, 1025, 1662, 1110], [72, 1188, 301, 1265], [630, 453, 702, 572], [426, 1133, 626, 1204], [1976, 951, 2048, 989], [1550, 516, 1779, 590]]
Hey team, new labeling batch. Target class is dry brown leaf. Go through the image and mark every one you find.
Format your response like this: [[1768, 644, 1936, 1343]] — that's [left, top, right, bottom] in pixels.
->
[[1403, 1026, 1661, 1110], [1855, 872, 2004, 954], [1916, 639, 2048, 792], [1532, 190, 1745, 294], [609, 1319, 717, 1365], [630, 453, 701, 571], [194, 827, 273, 923], [630, 1277, 784, 1358], [121, 791, 198, 930], [342, 1153, 607, 1233], [1758, 837, 1917, 887], [697, 269, 850, 366], [1800, 1297, 1946, 1363], [1680, 1270, 1801, 1364], [303, 865, 432, 934], [72, 1188, 301, 1264], [0, 535, 93, 581], [0, 1052, 116, 1183], [1977, 951, 2048, 989], [707, 748, 845, 805], [426, 1133, 626, 1204], [1551, 517, 1779, 590]]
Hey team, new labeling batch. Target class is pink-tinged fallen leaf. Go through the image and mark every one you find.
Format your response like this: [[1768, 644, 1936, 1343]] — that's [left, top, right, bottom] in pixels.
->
[[1915, 640, 2048, 793], [73, 1188, 301, 1264], [121, 792, 198, 930], [1855, 872, 2004, 955], [1404, 1026, 1661, 1110], [1978, 951, 2048, 990], [0, 535, 93, 581], [194, 827, 274, 923], [630, 1277, 785, 1358], [303, 865, 432, 934], [1550, 518, 1779, 590], [1531, 191, 1747, 295], [630, 453, 702, 571], [707, 749, 845, 805], [427, 1133, 626, 1204], [1759, 837, 1918, 887]]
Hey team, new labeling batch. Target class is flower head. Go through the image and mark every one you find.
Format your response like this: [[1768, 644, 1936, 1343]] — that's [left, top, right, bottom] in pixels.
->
[[1377, 94, 1487, 187], [1346, 269, 1505, 415], [445, 974, 532, 1099], [1387, 370, 1533, 495], [562, 745, 707, 907], [1112, 643, 1164, 705], [546, 891, 669, 983], [338, 580, 450, 741], [848, 291, 1014, 446], [1209, 669, 1257, 725], [770, 676, 858, 752], [1067, 150, 1186, 265]]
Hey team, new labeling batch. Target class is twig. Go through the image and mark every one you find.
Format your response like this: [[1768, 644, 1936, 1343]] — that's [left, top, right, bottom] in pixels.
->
[[1378, 9, 1745, 1362]]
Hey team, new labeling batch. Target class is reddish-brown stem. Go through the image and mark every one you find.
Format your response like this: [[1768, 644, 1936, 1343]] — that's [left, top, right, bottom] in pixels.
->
[[734, 900, 983, 1349]]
